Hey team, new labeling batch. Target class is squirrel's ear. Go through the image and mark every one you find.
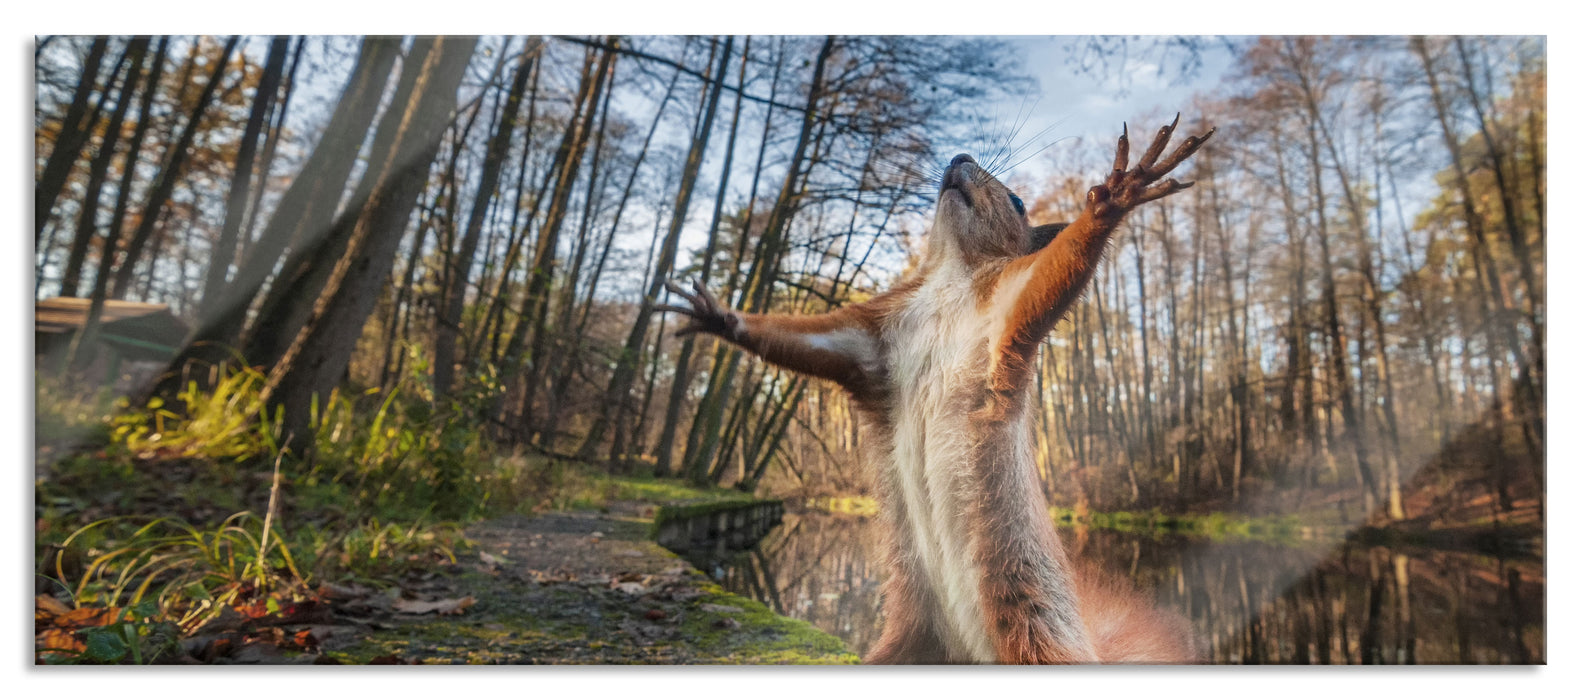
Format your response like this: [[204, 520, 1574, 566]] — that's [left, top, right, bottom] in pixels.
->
[[1029, 223, 1068, 253]]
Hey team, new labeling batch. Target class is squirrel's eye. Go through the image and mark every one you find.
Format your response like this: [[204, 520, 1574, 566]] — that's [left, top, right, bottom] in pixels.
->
[[1009, 193, 1025, 216]]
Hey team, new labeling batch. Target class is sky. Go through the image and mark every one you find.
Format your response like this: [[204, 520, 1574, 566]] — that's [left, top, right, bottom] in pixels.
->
[[998, 36, 1234, 183]]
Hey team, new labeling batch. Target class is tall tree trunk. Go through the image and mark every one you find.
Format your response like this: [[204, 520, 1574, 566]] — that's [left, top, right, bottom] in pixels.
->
[[432, 40, 536, 400], [1204, 152, 1249, 504], [1281, 37, 1376, 513], [245, 38, 435, 371], [579, 36, 734, 463], [534, 47, 690, 445], [76, 37, 169, 374], [472, 53, 542, 365], [61, 39, 148, 372], [199, 36, 290, 319], [111, 36, 240, 300], [1132, 224, 1157, 481], [532, 55, 618, 446], [240, 37, 306, 261], [152, 36, 399, 401], [509, 39, 615, 437], [1270, 125, 1313, 452], [36, 36, 110, 244], [262, 36, 477, 450], [58, 38, 144, 301], [682, 38, 786, 480], [687, 36, 832, 482], [654, 36, 749, 477]]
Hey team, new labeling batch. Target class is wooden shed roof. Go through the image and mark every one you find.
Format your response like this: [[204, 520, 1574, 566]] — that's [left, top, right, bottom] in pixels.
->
[[35, 297, 190, 361], [35, 298, 175, 335]]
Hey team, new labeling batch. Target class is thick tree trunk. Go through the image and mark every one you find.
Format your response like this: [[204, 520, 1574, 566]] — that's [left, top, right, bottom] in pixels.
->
[[151, 37, 401, 402], [262, 36, 477, 450], [245, 38, 432, 371]]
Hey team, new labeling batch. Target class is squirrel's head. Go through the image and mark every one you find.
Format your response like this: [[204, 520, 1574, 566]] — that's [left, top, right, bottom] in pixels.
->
[[929, 154, 1065, 269]]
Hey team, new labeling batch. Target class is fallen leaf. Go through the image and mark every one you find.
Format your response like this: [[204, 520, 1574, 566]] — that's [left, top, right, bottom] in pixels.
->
[[53, 606, 119, 629], [644, 608, 667, 621], [391, 596, 476, 616], [36, 627, 84, 656], [278, 628, 319, 651], [612, 582, 646, 595], [35, 595, 71, 622]]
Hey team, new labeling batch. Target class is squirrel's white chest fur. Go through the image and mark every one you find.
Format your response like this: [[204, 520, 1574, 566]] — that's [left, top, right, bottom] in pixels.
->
[[881, 258, 1010, 663]]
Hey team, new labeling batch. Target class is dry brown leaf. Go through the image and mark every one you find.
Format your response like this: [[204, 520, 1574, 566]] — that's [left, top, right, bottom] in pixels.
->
[[54, 606, 119, 629], [36, 627, 84, 655]]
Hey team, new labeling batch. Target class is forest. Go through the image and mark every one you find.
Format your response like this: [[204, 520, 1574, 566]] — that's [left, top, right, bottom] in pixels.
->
[[33, 35, 1543, 665]]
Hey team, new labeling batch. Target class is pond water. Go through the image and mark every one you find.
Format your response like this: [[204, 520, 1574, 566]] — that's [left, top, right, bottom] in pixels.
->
[[676, 509, 1544, 664]]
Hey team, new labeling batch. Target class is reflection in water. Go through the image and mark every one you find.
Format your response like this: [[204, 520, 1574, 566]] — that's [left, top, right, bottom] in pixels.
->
[[685, 509, 1544, 664]]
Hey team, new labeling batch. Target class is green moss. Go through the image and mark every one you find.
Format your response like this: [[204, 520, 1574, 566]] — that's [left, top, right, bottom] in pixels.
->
[[1049, 506, 1312, 544], [531, 463, 744, 516], [325, 580, 853, 665], [801, 496, 878, 517], [668, 583, 856, 664], [650, 498, 779, 533]]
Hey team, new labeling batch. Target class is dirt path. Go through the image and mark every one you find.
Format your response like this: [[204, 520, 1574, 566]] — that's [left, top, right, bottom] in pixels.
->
[[326, 503, 856, 664]]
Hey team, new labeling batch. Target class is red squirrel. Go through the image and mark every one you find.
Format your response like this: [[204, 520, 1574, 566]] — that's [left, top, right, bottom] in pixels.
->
[[661, 117, 1213, 663]]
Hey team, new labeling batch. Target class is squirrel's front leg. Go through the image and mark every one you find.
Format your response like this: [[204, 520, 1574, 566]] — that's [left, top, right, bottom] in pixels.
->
[[991, 116, 1214, 388], [657, 279, 881, 392]]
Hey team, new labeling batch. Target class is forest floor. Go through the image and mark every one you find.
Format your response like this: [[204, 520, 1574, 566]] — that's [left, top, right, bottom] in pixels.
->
[[316, 503, 856, 664], [34, 455, 857, 665]]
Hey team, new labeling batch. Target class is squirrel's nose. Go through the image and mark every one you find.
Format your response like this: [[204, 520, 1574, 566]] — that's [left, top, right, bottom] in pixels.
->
[[950, 153, 975, 168]]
